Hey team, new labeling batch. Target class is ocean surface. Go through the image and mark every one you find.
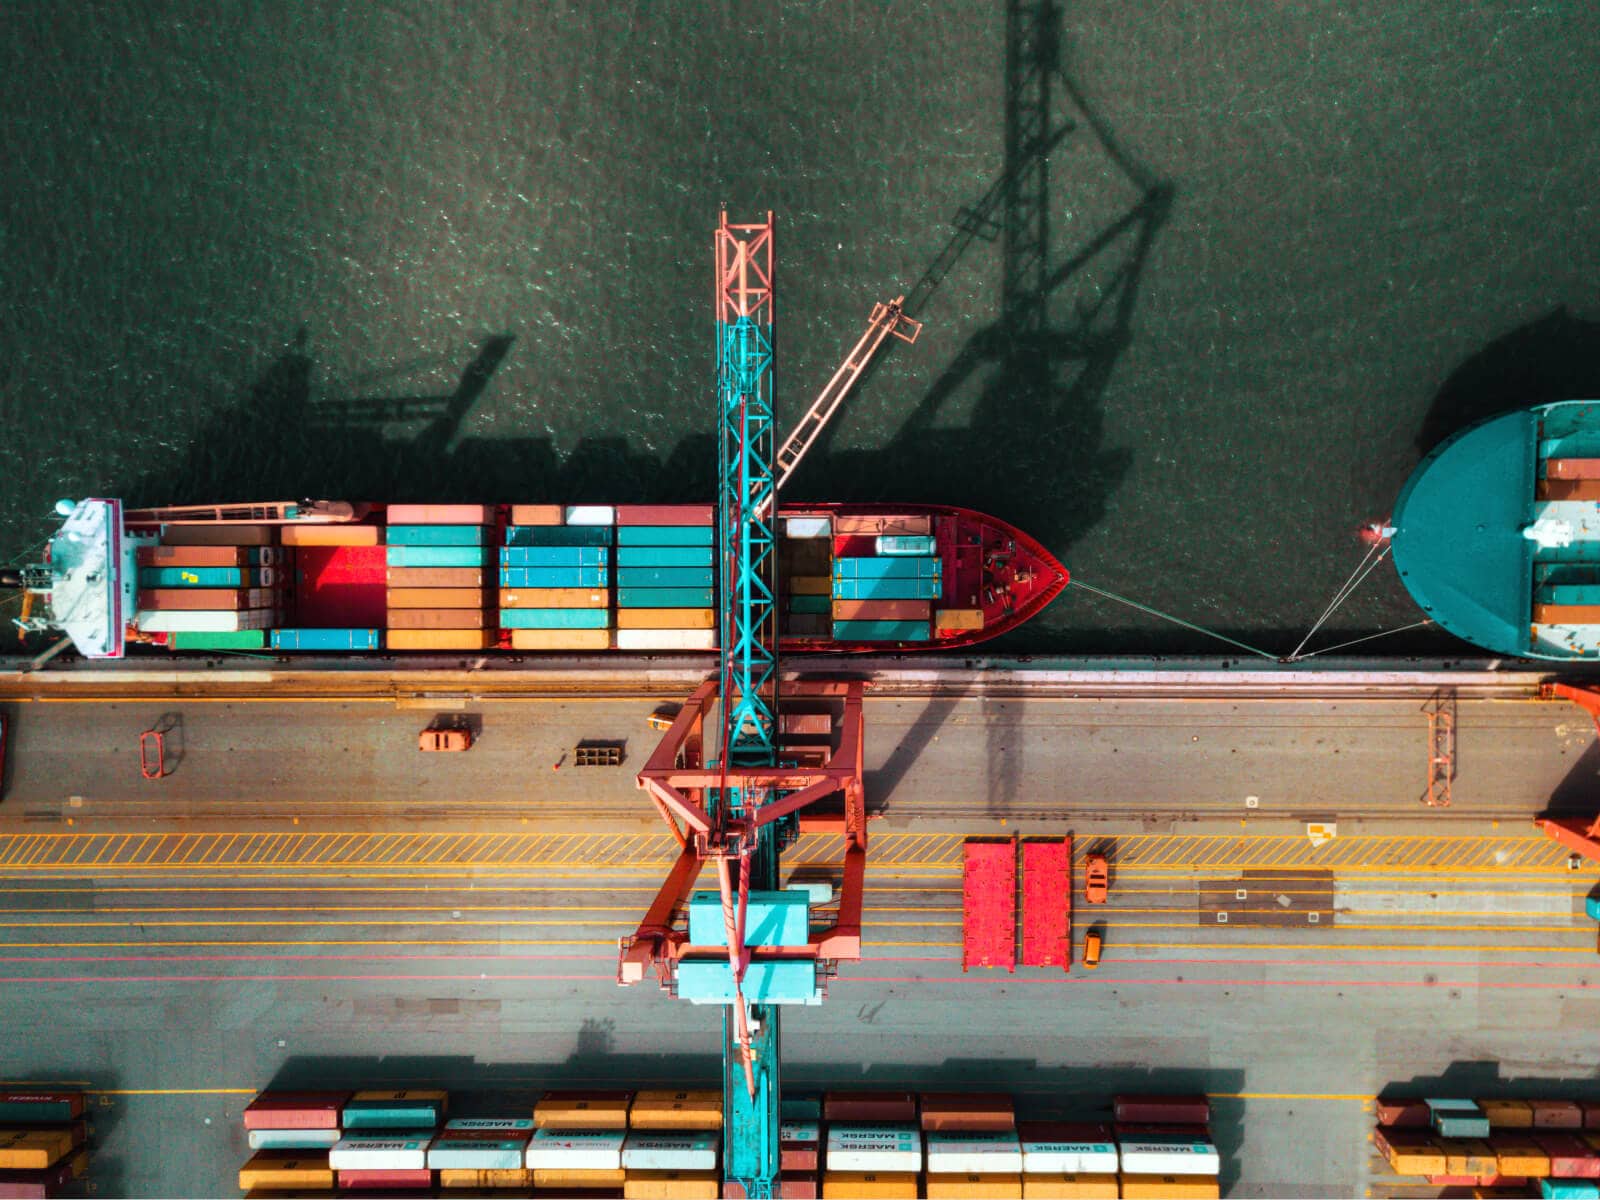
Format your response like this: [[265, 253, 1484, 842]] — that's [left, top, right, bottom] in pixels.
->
[[2, 1, 1597, 656]]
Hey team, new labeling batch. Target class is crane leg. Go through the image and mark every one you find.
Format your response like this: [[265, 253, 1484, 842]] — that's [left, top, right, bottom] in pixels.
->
[[722, 1003, 781, 1197]]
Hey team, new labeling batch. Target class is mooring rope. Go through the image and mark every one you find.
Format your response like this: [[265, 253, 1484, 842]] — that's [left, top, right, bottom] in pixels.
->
[[1069, 579, 1281, 661], [1288, 619, 1435, 660], [1286, 539, 1393, 661]]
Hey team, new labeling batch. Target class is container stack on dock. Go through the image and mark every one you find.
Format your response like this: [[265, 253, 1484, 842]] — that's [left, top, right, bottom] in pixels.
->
[[240, 1088, 447, 1194], [0, 1090, 89, 1199], [498, 505, 614, 652], [134, 529, 283, 652], [831, 515, 938, 643], [614, 505, 717, 652], [383, 504, 493, 652], [1372, 1091, 1600, 1197]]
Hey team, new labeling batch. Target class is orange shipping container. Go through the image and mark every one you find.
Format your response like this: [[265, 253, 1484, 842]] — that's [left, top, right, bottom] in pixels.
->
[[832, 514, 931, 536], [280, 523, 380, 546], [533, 1167, 627, 1186], [387, 503, 491, 525], [385, 629, 494, 651], [160, 523, 275, 546], [510, 628, 611, 651], [501, 588, 609, 609], [534, 1091, 633, 1129], [1443, 1139, 1498, 1177], [387, 567, 484, 588], [0, 1130, 74, 1170], [387, 609, 487, 630], [617, 608, 716, 630], [934, 608, 985, 631], [789, 576, 831, 595], [1533, 604, 1600, 624], [386, 587, 487, 609], [1021, 1174, 1119, 1200], [1545, 458, 1600, 480], [628, 1089, 723, 1130], [439, 1167, 535, 1188], [1537, 478, 1600, 501], [1490, 1136, 1549, 1177], [138, 588, 273, 611], [138, 545, 275, 566], [511, 504, 564, 526], [237, 1152, 335, 1191], [1119, 1175, 1220, 1200], [833, 599, 931, 622], [920, 1093, 1015, 1132], [821, 1172, 918, 1199], [622, 1168, 720, 1199], [926, 1173, 1022, 1199]]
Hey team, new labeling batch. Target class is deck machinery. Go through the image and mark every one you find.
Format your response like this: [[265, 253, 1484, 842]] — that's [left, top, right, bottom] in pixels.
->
[[618, 213, 882, 1197]]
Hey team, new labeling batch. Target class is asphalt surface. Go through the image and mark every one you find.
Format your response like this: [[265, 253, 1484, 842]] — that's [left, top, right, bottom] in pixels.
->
[[0, 673, 1597, 1196]]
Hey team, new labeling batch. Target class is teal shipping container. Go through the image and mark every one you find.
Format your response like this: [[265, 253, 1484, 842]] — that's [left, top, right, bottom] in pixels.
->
[[1541, 1180, 1600, 1200], [689, 889, 809, 946], [875, 534, 938, 555], [834, 555, 942, 580], [1587, 894, 1600, 920], [139, 566, 263, 588], [270, 628, 381, 651], [618, 567, 715, 589], [781, 1095, 823, 1122], [386, 524, 487, 546], [677, 958, 819, 1005], [832, 619, 933, 641], [500, 566, 609, 589], [788, 594, 830, 614], [616, 545, 716, 567], [832, 576, 942, 601], [499, 546, 611, 567], [1537, 584, 1600, 604], [618, 587, 714, 608], [385, 546, 488, 568], [340, 1097, 443, 1130], [618, 525, 715, 547], [504, 525, 613, 547], [498, 608, 610, 630], [169, 630, 267, 651]]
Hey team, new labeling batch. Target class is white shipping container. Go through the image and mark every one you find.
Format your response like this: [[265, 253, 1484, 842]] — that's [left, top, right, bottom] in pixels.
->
[[246, 1128, 341, 1151], [781, 1122, 821, 1144], [785, 517, 831, 539], [525, 1128, 625, 1169], [1118, 1141, 1220, 1176], [328, 1135, 431, 1170], [565, 506, 616, 526], [1020, 1138, 1119, 1174], [134, 607, 275, 633], [427, 1138, 527, 1170], [825, 1124, 923, 1172], [621, 1131, 721, 1171], [925, 1131, 1023, 1174], [444, 1118, 535, 1136], [615, 628, 717, 651]]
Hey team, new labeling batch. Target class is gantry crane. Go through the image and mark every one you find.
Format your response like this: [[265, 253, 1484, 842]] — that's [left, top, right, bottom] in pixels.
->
[[619, 213, 899, 1197]]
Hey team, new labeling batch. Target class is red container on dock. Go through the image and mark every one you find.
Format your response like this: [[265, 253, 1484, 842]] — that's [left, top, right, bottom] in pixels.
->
[[336, 1168, 435, 1189], [1534, 1133, 1600, 1176], [1532, 1100, 1584, 1129], [387, 503, 491, 525], [1112, 1096, 1210, 1126], [242, 1090, 349, 1130], [919, 1093, 1015, 1132], [822, 1092, 918, 1123], [1582, 1102, 1600, 1130], [778, 1175, 819, 1199], [616, 504, 715, 526], [1375, 1098, 1430, 1128], [1115, 1123, 1212, 1140], [1020, 837, 1071, 970], [830, 600, 931, 622]]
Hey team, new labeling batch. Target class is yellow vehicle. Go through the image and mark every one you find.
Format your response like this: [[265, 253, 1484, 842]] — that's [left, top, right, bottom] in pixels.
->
[[1083, 927, 1104, 970], [419, 721, 473, 752]]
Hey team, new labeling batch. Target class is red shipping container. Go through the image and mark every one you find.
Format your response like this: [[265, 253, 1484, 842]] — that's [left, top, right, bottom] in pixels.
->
[[1533, 1133, 1600, 1176], [138, 545, 264, 566], [1114, 1123, 1211, 1140], [159, 524, 275, 545], [0, 1157, 76, 1200], [1532, 1100, 1585, 1129], [336, 1168, 434, 1189], [919, 1093, 1016, 1131], [1545, 458, 1600, 480], [779, 1175, 819, 1199], [1373, 1126, 1434, 1159], [386, 609, 488, 629], [1020, 837, 1071, 970], [832, 514, 931, 537], [386, 503, 490, 525], [1582, 1102, 1600, 1130], [615, 504, 716, 526], [780, 1143, 819, 1172], [962, 836, 1016, 973], [510, 504, 563, 526], [242, 1090, 349, 1130], [1375, 1098, 1430, 1128], [830, 599, 932, 622], [1112, 1095, 1211, 1125], [822, 1091, 918, 1123], [1019, 1121, 1113, 1142], [138, 588, 262, 611]]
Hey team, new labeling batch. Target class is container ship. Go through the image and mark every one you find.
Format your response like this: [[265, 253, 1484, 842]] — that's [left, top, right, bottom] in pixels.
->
[[1391, 398, 1600, 660], [6, 498, 1067, 659]]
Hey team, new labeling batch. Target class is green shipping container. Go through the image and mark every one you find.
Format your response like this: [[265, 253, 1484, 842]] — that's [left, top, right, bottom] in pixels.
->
[[504, 525, 613, 547], [169, 630, 268, 651], [618, 525, 715, 547], [139, 566, 260, 588], [788, 594, 831, 614], [386, 524, 487, 546], [497, 608, 610, 630], [617, 567, 715, 588], [615, 545, 716, 567], [618, 587, 715, 608], [832, 619, 932, 641]]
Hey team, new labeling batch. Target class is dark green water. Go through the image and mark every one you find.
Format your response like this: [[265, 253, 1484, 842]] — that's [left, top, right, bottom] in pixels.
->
[[2, 2, 1597, 656]]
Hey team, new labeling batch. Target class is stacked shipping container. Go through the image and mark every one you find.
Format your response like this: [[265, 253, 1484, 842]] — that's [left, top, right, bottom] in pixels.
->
[[1373, 1092, 1600, 1195], [831, 514, 939, 643], [133, 534, 285, 651], [499, 505, 614, 651], [615, 506, 716, 651], [384, 505, 494, 651], [0, 1090, 89, 1199], [781, 516, 834, 638]]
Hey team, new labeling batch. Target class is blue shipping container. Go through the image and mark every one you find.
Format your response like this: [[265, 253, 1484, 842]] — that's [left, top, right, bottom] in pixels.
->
[[497, 608, 610, 630], [618, 525, 715, 547], [618, 587, 715, 608], [499, 546, 611, 567], [269, 628, 381, 651], [139, 566, 259, 588], [831, 576, 942, 601], [385, 546, 489, 568], [833, 555, 942, 580], [386, 524, 487, 546], [832, 619, 932, 641], [677, 958, 819, 1006], [689, 889, 808, 947], [615, 545, 716, 568], [500, 566, 610, 589], [618, 567, 715, 589], [504, 525, 613, 547]]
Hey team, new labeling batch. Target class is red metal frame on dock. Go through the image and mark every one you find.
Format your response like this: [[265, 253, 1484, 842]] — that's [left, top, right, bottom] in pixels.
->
[[962, 835, 1017, 972], [1021, 836, 1072, 971]]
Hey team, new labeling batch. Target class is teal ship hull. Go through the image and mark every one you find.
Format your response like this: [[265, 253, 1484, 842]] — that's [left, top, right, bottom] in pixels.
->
[[1393, 399, 1600, 660]]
